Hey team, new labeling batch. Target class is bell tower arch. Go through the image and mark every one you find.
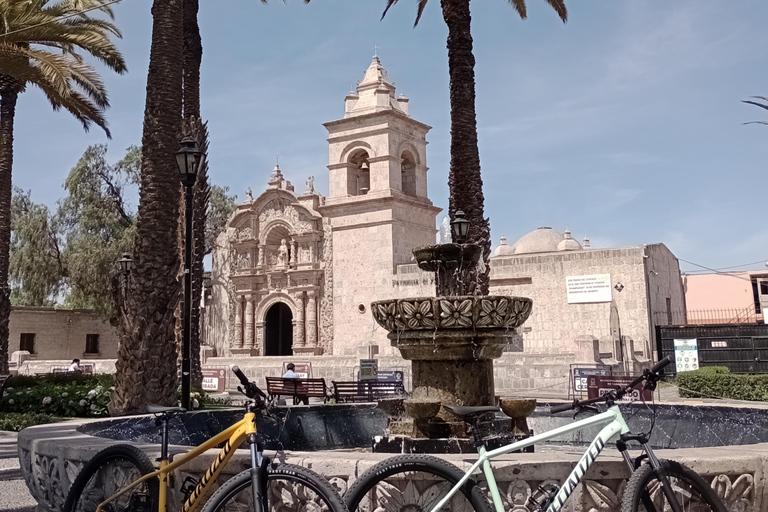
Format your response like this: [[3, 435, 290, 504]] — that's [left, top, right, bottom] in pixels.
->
[[319, 56, 441, 354]]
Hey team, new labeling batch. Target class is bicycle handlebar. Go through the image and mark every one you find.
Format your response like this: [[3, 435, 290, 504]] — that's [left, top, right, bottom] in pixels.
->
[[231, 365, 267, 400], [550, 356, 673, 414]]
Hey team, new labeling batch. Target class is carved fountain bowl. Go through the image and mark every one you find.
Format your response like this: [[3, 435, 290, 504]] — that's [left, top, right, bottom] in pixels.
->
[[499, 398, 537, 419], [412, 244, 482, 272], [371, 295, 532, 360], [371, 296, 533, 332], [404, 399, 442, 421]]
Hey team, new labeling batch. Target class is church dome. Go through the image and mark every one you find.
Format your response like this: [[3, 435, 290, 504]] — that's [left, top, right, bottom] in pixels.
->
[[512, 227, 565, 255], [557, 230, 582, 252], [492, 236, 515, 258]]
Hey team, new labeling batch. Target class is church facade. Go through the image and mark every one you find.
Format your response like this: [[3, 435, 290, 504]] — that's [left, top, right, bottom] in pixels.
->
[[207, 57, 440, 359]]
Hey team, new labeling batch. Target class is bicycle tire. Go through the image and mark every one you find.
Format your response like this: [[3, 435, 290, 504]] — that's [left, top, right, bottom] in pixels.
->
[[201, 463, 349, 512], [622, 459, 727, 512], [344, 454, 492, 512], [63, 444, 159, 512]]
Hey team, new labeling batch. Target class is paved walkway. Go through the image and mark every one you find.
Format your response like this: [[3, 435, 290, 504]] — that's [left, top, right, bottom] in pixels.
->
[[0, 432, 36, 512]]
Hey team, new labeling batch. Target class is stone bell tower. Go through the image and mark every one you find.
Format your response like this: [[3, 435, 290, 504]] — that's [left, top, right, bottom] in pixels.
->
[[319, 56, 441, 355]]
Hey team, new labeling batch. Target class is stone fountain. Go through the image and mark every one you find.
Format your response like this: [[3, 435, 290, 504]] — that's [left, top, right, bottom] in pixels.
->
[[371, 239, 533, 451]]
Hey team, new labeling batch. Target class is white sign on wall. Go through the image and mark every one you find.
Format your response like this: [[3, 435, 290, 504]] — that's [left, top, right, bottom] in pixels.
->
[[566, 274, 613, 304], [674, 339, 699, 372]]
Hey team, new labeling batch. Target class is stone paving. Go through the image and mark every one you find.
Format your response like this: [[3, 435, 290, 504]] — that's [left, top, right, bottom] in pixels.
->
[[0, 432, 36, 512]]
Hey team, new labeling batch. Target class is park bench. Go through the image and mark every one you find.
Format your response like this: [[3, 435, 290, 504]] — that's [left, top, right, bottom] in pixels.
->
[[0, 374, 10, 401], [332, 380, 407, 403], [265, 377, 329, 405]]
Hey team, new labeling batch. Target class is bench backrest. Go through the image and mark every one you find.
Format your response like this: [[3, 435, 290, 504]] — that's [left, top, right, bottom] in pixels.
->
[[265, 377, 327, 397], [332, 380, 406, 402]]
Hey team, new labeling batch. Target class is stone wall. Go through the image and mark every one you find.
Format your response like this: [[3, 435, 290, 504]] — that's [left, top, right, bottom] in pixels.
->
[[8, 307, 119, 361], [489, 244, 684, 359]]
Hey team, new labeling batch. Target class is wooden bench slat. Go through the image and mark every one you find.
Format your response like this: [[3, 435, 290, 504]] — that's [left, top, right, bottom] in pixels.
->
[[265, 377, 328, 405], [332, 380, 406, 403]]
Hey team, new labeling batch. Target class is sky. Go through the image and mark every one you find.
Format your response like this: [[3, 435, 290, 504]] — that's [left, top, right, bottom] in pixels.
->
[[11, 0, 768, 274]]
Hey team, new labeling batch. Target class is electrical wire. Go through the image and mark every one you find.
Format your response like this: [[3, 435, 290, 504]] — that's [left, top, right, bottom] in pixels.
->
[[0, 0, 123, 39], [678, 258, 754, 282], [683, 260, 767, 273]]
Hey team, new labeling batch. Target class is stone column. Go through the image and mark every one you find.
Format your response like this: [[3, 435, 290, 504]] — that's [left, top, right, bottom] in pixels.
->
[[257, 245, 264, 268], [293, 293, 305, 348], [290, 241, 297, 266], [309, 241, 315, 263], [306, 290, 317, 347], [234, 295, 244, 348], [244, 296, 254, 350], [255, 321, 265, 355]]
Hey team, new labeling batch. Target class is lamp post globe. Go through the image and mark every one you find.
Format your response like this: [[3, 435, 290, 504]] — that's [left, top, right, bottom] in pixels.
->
[[175, 136, 202, 188], [451, 210, 471, 244], [117, 252, 133, 276]]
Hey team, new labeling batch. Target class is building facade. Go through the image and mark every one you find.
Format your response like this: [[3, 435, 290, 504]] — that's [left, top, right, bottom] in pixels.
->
[[683, 271, 768, 324]]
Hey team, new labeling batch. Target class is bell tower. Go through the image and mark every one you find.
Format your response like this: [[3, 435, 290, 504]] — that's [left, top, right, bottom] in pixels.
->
[[319, 56, 440, 354]]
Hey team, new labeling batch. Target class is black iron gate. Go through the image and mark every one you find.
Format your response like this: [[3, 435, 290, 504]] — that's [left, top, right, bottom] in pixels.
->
[[656, 324, 768, 374]]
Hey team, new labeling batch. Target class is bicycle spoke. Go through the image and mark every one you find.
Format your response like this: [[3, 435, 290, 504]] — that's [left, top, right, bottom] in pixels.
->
[[642, 476, 716, 512], [354, 470, 476, 512], [211, 477, 335, 511], [73, 459, 150, 512]]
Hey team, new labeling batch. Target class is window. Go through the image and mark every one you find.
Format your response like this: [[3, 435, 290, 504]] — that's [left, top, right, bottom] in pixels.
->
[[20, 333, 35, 354], [666, 298, 672, 325], [85, 334, 100, 354], [753, 279, 762, 314]]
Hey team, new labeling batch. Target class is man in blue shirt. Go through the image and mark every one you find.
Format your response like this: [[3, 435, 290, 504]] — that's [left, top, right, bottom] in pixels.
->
[[283, 363, 300, 378]]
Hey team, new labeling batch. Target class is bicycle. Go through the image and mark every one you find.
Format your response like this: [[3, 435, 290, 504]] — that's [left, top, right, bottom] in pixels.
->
[[63, 366, 348, 512], [344, 356, 727, 512]]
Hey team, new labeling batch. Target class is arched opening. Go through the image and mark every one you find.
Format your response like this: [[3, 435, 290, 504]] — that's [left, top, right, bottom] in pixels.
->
[[348, 150, 370, 196], [265, 302, 293, 356], [401, 150, 417, 197], [265, 225, 291, 267]]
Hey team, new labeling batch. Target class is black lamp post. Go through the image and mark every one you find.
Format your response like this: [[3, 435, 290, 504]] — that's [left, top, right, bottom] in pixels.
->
[[451, 210, 470, 244], [175, 136, 203, 410], [117, 252, 133, 298]]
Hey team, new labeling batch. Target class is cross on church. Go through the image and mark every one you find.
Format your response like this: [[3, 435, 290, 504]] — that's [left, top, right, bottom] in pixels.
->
[[275, 153, 281, 166], [373, 44, 380, 57]]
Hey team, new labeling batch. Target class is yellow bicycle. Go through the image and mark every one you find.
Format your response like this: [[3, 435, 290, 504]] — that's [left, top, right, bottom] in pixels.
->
[[63, 366, 348, 512]]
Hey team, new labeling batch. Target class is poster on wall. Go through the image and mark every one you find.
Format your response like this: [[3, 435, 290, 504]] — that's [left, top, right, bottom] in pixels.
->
[[566, 274, 613, 304], [673, 339, 699, 372], [282, 362, 312, 378]]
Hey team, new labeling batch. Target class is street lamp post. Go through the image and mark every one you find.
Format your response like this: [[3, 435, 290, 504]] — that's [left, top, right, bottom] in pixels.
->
[[176, 136, 203, 410], [117, 252, 133, 298]]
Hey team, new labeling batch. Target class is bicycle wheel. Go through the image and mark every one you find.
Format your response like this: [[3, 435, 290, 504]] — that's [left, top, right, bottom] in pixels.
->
[[344, 454, 492, 512], [622, 459, 727, 512], [201, 463, 348, 512], [63, 444, 158, 512]]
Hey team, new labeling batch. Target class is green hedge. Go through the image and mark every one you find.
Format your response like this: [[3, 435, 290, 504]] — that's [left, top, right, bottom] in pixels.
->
[[1, 375, 112, 417], [676, 366, 768, 401], [0, 413, 59, 432]]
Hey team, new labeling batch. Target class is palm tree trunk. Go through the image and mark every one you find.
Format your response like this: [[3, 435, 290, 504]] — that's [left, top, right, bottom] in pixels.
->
[[183, 0, 205, 390], [110, 0, 184, 415], [0, 89, 18, 375], [441, 0, 491, 294]]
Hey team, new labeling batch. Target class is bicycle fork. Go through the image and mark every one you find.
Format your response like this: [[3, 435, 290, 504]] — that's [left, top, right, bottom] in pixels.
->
[[617, 435, 684, 512], [248, 433, 269, 512]]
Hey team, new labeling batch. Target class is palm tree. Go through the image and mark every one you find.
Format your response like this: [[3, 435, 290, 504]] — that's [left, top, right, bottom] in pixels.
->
[[110, 0, 184, 415], [381, 0, 567, 294], [0, 0, 125, 373], [743, 96, 768, 126]]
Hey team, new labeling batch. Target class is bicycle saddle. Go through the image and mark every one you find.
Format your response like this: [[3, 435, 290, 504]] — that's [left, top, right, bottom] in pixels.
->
[[444, 405, 499, 420], [147, 404, 187, 414]]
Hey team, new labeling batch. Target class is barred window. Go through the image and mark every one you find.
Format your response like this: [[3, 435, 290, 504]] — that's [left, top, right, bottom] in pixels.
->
[[20, 333, 35, 354], [85, 334, 100, 354]]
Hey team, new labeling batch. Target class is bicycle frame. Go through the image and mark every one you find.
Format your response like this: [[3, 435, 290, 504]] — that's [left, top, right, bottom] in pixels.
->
[[95, 412, 258, 512], [430, 405, 630, 512]]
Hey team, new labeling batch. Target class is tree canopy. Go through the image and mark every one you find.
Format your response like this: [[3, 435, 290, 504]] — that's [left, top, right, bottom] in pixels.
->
[[9, 144, 235, 316]]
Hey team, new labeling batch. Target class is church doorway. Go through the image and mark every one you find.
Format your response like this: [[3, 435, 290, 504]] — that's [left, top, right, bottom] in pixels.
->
[[265, 303, 293, 356]]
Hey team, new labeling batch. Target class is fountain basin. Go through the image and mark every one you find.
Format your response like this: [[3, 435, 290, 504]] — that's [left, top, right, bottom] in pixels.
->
[[404, 399, 441, 421], [413, 243, 482, 272]]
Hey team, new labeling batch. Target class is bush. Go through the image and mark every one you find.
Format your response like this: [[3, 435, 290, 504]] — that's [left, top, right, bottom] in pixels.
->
[[676, 367, 768, 401], [0, 375, 113, 418], [0, 412, 58, 431]]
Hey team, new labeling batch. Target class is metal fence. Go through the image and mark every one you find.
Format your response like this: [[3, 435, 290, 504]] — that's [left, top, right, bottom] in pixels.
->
[[652, 308, 762, 327], [656, 324, 768, 374]]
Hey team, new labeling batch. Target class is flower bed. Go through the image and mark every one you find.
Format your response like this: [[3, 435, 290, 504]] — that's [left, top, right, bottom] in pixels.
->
[[0, 374, 113, 418]]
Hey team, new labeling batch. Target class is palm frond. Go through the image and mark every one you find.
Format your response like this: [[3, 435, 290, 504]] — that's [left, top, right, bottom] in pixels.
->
[[508, 0, 527, 19], [414, 0, 428, 27], [743, 121, 768, 126], [743, 99, 768, 112], [381, 0, 400, 21], [542, 0, 567, 22]]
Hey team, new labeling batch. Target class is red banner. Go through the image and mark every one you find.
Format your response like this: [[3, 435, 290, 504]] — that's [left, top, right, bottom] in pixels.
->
[[587, 375, 653, 402]]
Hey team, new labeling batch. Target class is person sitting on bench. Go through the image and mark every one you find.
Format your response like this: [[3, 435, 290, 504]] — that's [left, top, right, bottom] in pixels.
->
[[283, 363, 300, 378]]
